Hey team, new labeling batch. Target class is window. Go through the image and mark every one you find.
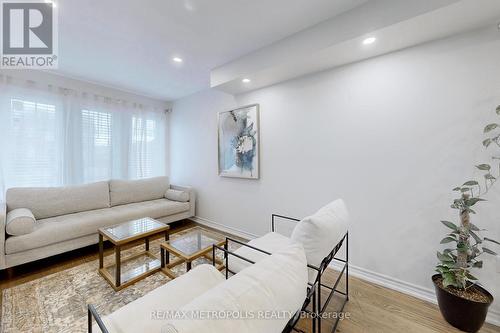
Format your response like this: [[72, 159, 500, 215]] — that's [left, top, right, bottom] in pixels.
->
[[0, 82, 167, 201], [81, 110, 113, 182], [129, 116, 158, 179], [7, 99, 62, 187]]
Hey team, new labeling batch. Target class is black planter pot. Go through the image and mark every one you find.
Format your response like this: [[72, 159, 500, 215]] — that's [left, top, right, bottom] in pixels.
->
[[432, 274, 493, 333]]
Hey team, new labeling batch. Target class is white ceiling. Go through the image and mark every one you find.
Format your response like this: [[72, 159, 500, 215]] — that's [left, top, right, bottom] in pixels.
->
[[54, 0, 368, 101], [212, 0, 500, 95]]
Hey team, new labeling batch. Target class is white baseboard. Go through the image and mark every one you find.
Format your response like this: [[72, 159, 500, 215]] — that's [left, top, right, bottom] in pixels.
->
[[329, 261, 500, 327], [329, 261, 436, 303], [191, 216, 259, 240], [192, 216, 500, 327]]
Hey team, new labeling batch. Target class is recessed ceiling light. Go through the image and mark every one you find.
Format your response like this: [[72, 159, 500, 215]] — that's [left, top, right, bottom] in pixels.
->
[[172, 57, 183, 63], [242, 78, 251, 83], [362, 37, 376, 45]]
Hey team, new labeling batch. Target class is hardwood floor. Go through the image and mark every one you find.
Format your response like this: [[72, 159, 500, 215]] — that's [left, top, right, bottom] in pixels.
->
[[0, 220, 498, 333], [295, 270, 499, 333]]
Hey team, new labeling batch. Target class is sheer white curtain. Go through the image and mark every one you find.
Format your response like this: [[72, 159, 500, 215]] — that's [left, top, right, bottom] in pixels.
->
[[0, 75, 167, 202]]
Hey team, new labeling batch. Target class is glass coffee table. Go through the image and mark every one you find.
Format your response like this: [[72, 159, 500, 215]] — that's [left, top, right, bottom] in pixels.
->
[[98, 217, 170, 291], [160, 227, 225, 278]]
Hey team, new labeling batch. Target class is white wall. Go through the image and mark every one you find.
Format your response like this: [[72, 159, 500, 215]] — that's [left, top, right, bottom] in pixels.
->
[[171, 26, 500, 321]]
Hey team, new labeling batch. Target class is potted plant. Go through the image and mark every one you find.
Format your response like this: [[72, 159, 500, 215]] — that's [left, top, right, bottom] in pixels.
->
[[433, 105, 500, 333]]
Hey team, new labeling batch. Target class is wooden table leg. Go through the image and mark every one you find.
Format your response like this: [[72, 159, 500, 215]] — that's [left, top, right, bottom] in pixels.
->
[[98, 234, 104, 269], [161, 247, 165, 268], [186, 261, 192, 271], [115, 245, 121, 287], [145, 237, 150, 252], [165, 231, 170, 265]]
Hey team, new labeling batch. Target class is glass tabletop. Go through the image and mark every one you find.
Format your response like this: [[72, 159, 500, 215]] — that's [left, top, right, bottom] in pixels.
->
[[168, 227, 224, 256], [103, 217, 166, 241]]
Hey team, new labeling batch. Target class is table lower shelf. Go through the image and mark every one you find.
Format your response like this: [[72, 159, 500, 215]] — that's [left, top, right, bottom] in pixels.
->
[[160, 253, 225, 279], [99, 250, 161, 291]]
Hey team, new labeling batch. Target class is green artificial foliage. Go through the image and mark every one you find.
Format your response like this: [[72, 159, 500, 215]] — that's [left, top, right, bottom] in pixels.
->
[[436, 105, 500, 290]]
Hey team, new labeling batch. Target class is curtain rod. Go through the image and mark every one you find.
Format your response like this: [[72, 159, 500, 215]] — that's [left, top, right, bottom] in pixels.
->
[[0, 74, 166, 112]]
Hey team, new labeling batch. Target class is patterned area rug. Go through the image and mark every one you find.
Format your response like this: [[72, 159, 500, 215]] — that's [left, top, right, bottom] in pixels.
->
[[1, 229, 228, 333]]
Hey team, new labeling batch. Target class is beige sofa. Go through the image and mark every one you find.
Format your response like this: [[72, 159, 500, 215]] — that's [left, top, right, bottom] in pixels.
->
[[0, 176, 195, 269]]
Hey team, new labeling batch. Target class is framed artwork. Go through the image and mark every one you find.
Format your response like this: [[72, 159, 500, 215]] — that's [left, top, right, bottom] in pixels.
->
[[218, 104, 260, 179]]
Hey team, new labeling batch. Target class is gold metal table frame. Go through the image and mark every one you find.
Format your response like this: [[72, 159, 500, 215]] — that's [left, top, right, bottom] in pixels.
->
[[98, 217, 170, 291], [160, 226, 225, 278]]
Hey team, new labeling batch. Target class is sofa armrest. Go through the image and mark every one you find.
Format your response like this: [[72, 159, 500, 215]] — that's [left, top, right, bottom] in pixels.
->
[[271, 214, 300, 235], [0, 203, 6, 269], [170, 184, 195, 216]]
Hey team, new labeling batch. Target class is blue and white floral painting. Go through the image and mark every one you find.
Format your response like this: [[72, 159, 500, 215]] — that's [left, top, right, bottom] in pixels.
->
[[218, 104, 259, 179]]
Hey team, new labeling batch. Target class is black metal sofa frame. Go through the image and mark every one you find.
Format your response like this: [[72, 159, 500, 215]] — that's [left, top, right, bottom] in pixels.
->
[[215, 214, 349, 333], [88, 214, 348, 333]]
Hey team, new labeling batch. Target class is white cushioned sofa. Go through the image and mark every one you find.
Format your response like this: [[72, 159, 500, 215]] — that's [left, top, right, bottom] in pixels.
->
[[0, 176, 195, 269], [230, 199, 349, 281], [226, 199, 350, 332], [90, 243, 309, 333]]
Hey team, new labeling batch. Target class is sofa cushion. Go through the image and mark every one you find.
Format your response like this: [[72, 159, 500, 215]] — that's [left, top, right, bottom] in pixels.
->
[[229, 232, 294, 274], [5, 199, 189, 254], [110, 176, 170, 207], [108, 199, 190, 222], [95, 264, 225, 333], [169, 243, 308, 333], [6, 208, 36, 236], [165, 189, 190, 202], [6, 181, 110, 219], [290, 199, 349, 268]]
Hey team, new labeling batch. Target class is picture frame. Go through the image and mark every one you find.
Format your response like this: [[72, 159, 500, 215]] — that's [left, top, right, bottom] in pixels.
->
[[218, 104, 260, 179]]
